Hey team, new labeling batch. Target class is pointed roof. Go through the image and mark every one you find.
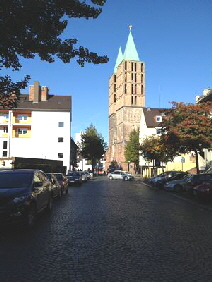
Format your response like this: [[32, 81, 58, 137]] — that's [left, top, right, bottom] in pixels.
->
[[123, 30, 140, 61], [114, 46, 123, 73]]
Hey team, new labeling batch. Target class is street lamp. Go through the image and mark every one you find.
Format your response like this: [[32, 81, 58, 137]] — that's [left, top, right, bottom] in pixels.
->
[[128, 161, 130, 172]]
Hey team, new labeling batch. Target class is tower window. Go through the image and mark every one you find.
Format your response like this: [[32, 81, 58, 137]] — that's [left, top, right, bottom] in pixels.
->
[[131, 84, 134, 94], [125, 61, 127, 70], [114, 84, 116, 92], [124, 84, 127, 94], [135, 74, 137, 82], [141, 63, 143, 72], [135, 63, 137, 72], [141, 85, 143, 95], [114, 94, 116, 103], [131, 96, 133, 105], [135, 96, 137, 105], [131, 73, 133, 81], [114, 75, 116, 82], [131, 62, 133, 71]]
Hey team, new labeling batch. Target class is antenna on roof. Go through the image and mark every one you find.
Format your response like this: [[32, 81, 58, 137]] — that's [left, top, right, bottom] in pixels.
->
[[159, 85, 161, 108]]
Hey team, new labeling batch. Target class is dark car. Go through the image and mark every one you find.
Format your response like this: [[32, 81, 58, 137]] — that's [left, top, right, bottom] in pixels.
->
[[0, 169, 52, 227], [52, 173, 68, 195], [67, 172, 82, 186], [155, 171, 187, 189], [46, 173, 62, 199], [185, 174, 212, 194], [193, 180, 212, 201]]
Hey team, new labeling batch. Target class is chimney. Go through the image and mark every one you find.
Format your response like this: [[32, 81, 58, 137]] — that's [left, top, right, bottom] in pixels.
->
[[29, 81, 41, 102], [41, 86, 49, 101]]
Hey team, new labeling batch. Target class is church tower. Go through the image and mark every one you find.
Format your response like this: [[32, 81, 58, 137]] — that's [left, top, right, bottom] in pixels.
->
[[106, 27, 146, 170]]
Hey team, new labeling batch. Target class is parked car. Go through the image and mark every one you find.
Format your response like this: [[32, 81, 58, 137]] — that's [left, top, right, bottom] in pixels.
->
[[52, 173, 68, 195], [0, 169, 52, 227], [193, 180, 212, 200], [67, 171, 82, 186], [184, 174, 212, 194], [107, 170, 133, 181], [164, 174, 192, 192], [154, 171, 187, 189], [46, 173, 62, 198], [80, 171, 88, 182]]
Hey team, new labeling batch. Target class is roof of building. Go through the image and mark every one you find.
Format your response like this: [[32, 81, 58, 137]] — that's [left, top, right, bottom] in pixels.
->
[[114, 46, 123, 73], [197, 89, 212, 103], [9, 94, 71, 111], [114, 29, 140, 73], [143, 108, 164, 127], [123, 31, 140, 61]]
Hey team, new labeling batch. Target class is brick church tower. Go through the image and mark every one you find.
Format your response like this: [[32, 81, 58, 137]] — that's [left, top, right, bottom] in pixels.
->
[[106, 27, 146, 171]]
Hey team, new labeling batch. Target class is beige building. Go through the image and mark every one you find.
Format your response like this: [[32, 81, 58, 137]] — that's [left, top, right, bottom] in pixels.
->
[[106, 28, 145, 171]]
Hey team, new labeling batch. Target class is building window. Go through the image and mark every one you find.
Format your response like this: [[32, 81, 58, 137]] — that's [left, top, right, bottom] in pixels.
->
[[135, 63, 137, 72], [3, 141, 7, 149], [3, 151, 7, 157], [131, 62, 133, 71], [17, 114, 28, 120], [135, 73, 137, 82], [58, 137, 63, 142], [114, 84, 116, 92], [3, 127, 8, 133], [135, 96, 137, 105], [156, 116, 162, 122], [125, 61, 127, 70], [141, 85, 143, 95], [58, 153, 63, 158], [141, 63, 143, 72], [58, 122, 64, 127], [131, 96, 133, 105], [17, 128, 27, 134], [156, 128, 162, 134], [114, 75, 116, 82]]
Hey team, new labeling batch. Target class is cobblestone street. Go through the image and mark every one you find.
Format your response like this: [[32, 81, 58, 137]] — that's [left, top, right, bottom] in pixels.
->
[[1, 176, 212, 282]]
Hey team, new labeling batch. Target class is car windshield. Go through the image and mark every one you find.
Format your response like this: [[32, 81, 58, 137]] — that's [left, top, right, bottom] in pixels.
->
[[0, 173, 33, 188], [55, 174, 63, 181]]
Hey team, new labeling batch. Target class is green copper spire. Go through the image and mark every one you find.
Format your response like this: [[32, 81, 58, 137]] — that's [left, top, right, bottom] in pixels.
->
[[123, 26, 140, 61], [114, 46, 123, 73]]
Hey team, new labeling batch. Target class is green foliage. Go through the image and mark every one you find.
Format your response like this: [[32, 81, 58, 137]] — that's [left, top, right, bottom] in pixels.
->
[[80, 124, 106, 170], [124, 129, 140, 165], [0, 0, 108, 107]]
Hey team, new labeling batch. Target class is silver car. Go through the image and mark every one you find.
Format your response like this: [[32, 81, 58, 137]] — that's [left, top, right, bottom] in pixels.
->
[[107, 170, 133, 181]]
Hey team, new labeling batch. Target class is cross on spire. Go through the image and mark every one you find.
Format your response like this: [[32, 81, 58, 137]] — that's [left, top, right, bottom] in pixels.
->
[[129, 25, 132, 31]]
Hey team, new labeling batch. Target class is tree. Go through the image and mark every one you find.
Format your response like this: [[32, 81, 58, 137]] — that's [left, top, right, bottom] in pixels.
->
[[124, 129, 140, 172], [160, 102, 212, 174], [139, 135, 177, 169], [80, 124, 106, 171], [0, 0, 108, 107]]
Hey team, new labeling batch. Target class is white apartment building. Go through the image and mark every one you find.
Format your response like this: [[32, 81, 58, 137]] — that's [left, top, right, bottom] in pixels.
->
[[0, 81, 71, 172]]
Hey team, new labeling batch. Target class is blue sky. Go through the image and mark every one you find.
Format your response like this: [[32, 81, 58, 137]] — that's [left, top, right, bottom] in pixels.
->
[[4, 0, 212, 144]]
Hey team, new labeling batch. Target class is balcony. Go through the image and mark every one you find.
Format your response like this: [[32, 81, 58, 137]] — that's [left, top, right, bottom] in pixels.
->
[[12, 116, 32, 124]]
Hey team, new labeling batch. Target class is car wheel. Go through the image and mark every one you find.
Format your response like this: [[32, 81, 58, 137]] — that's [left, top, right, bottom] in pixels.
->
[[25, 203, 37, 228], [123, 176, 127, 181], [109, 176, 113, 180], [175, 185, 182, 193]]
